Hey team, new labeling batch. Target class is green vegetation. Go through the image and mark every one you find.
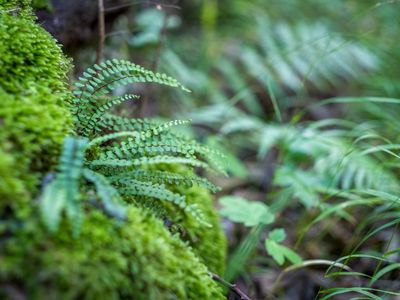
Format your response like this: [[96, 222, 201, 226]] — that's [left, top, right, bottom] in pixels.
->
[[0, 0, 72, 218], [0, 2, 226, 299], [2, 0, 400, 299]]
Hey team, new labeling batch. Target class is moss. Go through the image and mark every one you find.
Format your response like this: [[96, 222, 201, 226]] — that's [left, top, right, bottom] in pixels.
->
[[0, 148, 27, 207], [0, 11, 71, 94], [175, 185, 227, 274], [143, 164, 227, 274], [0, 3, 73, 215], [0, 0, 32, 17], [0, 3, 227, 298], [1, 206, 225, 300]]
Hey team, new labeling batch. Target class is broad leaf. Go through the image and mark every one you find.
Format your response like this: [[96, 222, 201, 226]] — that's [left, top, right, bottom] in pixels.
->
[[219, 196, 274, 226]]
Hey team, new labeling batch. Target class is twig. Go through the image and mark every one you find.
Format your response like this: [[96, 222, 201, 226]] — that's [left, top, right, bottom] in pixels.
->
[[96, 0, 105, 64], [209, 272, 252, 300], [105, 1, 181, 12]]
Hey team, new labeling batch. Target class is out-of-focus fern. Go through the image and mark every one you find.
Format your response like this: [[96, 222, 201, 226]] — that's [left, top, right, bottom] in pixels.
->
[[242, 16, 377, 94], [41, 60, 225, 233], [41, 137, 88, 234], [191, 103, 398, 210], [161, 16, 377, 116]]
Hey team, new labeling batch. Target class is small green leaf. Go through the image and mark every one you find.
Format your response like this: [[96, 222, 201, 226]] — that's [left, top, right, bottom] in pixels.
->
[[265, 237, 303, 266], [219, 196, 274, 226], [268, 228, 286, 242], [265, 239, 285, 265], [280, 245, 303, 265]]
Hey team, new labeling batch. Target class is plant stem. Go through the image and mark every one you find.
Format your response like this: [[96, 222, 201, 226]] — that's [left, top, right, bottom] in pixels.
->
[[96, 0, 105, 64], [209, 272, 252, 300]]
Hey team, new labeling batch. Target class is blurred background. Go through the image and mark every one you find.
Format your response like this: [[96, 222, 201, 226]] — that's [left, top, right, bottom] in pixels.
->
[[34, 0, 400, 299]]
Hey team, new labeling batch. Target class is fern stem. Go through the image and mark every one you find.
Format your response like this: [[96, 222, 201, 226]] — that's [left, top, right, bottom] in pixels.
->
[[266, 78, 282, 123], [88, 131, 140, 148]]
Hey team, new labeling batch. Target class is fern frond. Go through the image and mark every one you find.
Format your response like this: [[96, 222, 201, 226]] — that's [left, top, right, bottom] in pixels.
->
[[81, 94, 140, 136], [88, 131, 141, 148], [98, 134, 226, 174], [100, 139, 197, 160], [241, 16, 378, 94], [117, 179, 210, 226], [71, 59, 190, 136], [91, 155, 210, 169], [88, 120, 191, 148], [41, 137, 88, 234], [51, 60, 225, 231], [108, 169, 221, 193], [82, 168, 126, 220], [97, 114, 159, 133], [40, 180, 67, 233]]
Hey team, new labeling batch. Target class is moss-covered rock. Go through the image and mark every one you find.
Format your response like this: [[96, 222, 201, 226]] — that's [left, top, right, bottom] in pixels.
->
[[175, 185, 227, 274], [0, 3, 227, 299], [0, 0, 32, 18], [0, 1, 73, 215], [1, 206, 225, 300], [0, 88, 73, 215], [0, 5, 71, 93], [143, 164, 227, 274]]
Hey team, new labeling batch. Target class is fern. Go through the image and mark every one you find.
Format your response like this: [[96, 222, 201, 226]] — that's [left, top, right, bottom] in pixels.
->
[[81, 94, 141, 136], [41, 60, 224, 233], [82, 168, 126, 220], [162, 21, 376, 115], [108, 169, 220, 193], [71, 59, 190, 137], [246, 16, 376, 93], [41, 137, 87, 234], [97, 114, 158, 132]]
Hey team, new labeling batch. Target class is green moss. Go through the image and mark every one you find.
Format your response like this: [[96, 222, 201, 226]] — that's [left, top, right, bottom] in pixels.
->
[[0, 4, 73, 215], [0, 4, 227, 298], [1, 206, 225, 300], [0, 0, 32, 17], [143, 164, 227, 274], [0, 11, 71, 94], [175, 185, 227, 274], [0, 148, 27, 206]]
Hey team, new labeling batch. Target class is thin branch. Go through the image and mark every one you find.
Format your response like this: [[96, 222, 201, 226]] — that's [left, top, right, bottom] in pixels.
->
[[96, 0, 105, 64], [105, 1, 181, 12], [209, 272, 252, 300]]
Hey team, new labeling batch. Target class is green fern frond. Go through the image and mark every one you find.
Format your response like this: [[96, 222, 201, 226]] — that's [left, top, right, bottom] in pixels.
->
[[108, 169, 221, 193], [41, 136, 88, 234], [71, 59, 190, 136], [100, 135, 206, 160], [97, 114, 159, 132], [82, 168, 126, 220], [239, 16, 377, 95], [41, 60, 225, 234], [117, 179, 210, 226], [90, 155, 210, 169], [88, 120, 191, 147], [81, 94, 140, 136]]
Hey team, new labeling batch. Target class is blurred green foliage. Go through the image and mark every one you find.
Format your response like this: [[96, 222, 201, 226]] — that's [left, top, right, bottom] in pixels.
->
[[0, 1, 72, 218]]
